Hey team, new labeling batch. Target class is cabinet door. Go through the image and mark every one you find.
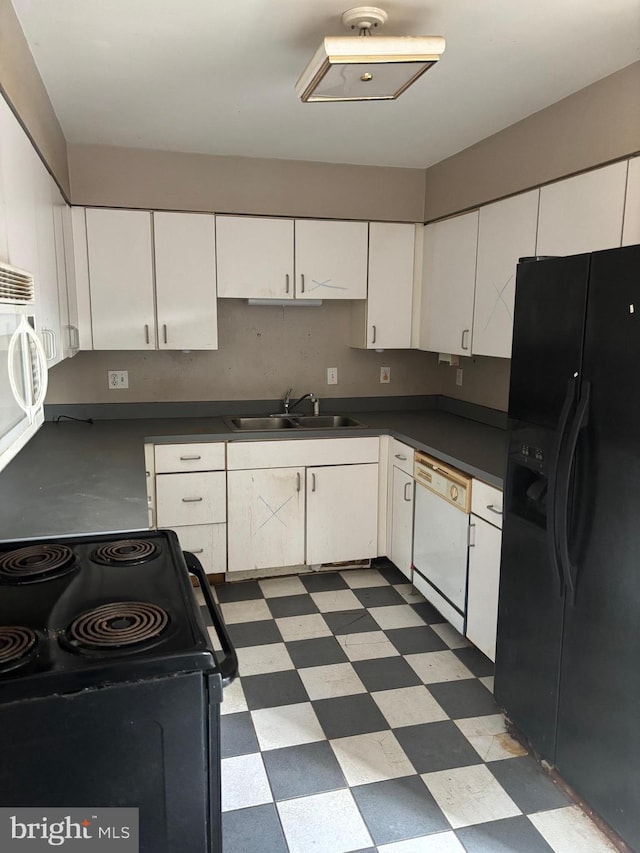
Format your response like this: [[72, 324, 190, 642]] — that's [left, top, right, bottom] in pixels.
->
[[216, 215, 294, 299], [154, 212, 218, 350], [389, 466, 413, 580], [227, 467, 305, 572], [537, 162, 626, 256], [622, 157, 640, 247], [466, 516, 502, 662], [0, 96, 39, 275], [172, 523, 227, 575], [307, 463, 378, 564], [419, 211, 478, 355], [33, 163, 63, 366], [351, 222, 414, 348], [86, 208, 155, 349], [473, 191, 539, 359], [295, 220, 368, 300]]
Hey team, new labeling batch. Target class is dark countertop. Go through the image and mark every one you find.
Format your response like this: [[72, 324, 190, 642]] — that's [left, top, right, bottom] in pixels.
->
[[0, 410, 506, 541]]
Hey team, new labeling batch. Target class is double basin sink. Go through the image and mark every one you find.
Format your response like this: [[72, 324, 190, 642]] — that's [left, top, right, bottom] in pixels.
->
[[223, 415, 365, 431]]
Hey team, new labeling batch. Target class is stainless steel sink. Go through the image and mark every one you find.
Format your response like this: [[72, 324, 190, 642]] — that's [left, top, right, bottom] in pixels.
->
[[224, 416, 298, 430], [291, 415, 363, 428], [223, 415, 365, 431]]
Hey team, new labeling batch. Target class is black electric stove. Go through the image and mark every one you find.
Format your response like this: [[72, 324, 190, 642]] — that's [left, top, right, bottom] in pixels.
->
[[0, 529, 237, 853]]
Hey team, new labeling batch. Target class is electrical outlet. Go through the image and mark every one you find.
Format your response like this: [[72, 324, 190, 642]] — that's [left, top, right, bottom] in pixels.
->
[[327, 367, 338, 385], [380, 366, 391, 384], [456, 368, 463, 387], [108, 370, 129, 390]]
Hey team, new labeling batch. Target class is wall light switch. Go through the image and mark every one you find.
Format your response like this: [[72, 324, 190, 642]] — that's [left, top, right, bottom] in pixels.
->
[[327, 367, 338, 385], [108, 370, 129, 389], [380, 367, 391, 384]]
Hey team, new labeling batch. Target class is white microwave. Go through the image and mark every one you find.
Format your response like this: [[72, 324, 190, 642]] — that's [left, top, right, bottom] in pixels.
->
[[0, 263, 48, 474]]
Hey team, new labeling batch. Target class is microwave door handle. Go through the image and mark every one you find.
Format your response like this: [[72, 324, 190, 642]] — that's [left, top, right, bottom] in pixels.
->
[[24, 323, 48, 418], [8, 321, 48, 420], [7, 325, 29, 413]]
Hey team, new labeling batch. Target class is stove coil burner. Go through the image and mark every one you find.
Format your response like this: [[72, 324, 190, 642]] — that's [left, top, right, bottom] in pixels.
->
[[92, 539, 160, 566], [0, 544, 76, 584], [67, 602, 170, 651], [0, 626, 37, 671]]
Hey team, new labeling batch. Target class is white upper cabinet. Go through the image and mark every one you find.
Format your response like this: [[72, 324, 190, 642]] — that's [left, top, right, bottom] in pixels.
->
[[472, 190, 539, 359], [86, 208, 155, 350], [419, 210, 479, 355], [351, 222, 415, 349], [295, 219, 368, 300], [216, 215, 294, 299], [622, 157, 640, 247], [154, 212, 218, 350], [32, 156, 63, 367], [536, 162, 627, 256]]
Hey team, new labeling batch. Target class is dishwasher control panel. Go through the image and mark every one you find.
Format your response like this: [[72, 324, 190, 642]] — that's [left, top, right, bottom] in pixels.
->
[[414, 451, 472, 512]]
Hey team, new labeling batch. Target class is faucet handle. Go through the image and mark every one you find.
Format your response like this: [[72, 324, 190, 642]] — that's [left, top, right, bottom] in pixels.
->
[[282, 388, 293, 412]]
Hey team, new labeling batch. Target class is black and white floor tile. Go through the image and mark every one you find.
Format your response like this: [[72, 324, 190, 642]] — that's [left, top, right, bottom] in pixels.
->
[[199, 562, 619, 853]]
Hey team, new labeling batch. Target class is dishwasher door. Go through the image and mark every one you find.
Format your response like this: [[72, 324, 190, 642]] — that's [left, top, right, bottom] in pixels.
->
[[413, 481, 470, 632]]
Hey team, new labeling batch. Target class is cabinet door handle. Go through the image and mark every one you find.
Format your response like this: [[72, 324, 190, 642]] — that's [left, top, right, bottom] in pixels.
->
[[41, 328, 57, 361], [461, 329, 470, 350], [144, 324, 150, 344], [296, 472, 301, 492], [395, 454, 407, 461], [180, 455, 202, 461], [285, 274, 290, 294], [486, 504, 502, 515], [468, 521, 476, 547], [182, 496, 203, 503], [300, 274, 305, 293], [311, 472, 316, 492], [372, 325, 376, 344], [163, 324, 168, 344], [404, 482, 412, 502]]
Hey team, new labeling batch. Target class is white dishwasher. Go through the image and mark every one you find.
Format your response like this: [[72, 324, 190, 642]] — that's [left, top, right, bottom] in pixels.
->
[[412, 451, 472, 633]]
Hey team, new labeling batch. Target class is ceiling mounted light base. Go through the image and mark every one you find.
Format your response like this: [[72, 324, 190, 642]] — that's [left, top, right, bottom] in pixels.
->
[[296, 6, 445, 103]]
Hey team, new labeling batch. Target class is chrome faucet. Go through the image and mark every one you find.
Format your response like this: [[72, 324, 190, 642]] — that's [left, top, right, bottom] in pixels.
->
[[280, 389, 320, 416]]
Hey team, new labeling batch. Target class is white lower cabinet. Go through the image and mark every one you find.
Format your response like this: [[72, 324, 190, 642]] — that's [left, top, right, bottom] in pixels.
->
[[306, 463, 379, 565], [171, 523, 227, 575], [389, 465, 414, 580], [466, 480, 503, 661], [227, 467, 305, 573]]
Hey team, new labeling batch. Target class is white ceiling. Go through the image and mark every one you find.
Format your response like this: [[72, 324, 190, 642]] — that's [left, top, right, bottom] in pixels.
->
[[12, 0, 640, 169]]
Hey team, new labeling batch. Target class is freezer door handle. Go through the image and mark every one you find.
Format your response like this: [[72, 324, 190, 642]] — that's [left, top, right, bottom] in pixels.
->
[[556, 381, 590, 603], [546, 377, 578, 595]]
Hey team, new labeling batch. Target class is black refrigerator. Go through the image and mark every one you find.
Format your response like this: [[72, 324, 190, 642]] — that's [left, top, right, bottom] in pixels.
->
[[495, 243, 640, 850]]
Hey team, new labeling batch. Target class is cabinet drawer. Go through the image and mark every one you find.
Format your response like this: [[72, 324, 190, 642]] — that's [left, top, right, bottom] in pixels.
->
[[390, 438, 414, 475], [170, 523, 227, 575], [156, 472, 226, 526], [155, 442, 225, 473], [471, 479, 503, 528]]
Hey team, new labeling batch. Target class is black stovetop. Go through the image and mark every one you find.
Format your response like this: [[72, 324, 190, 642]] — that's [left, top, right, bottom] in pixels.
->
[[0, 529, 215, 701]]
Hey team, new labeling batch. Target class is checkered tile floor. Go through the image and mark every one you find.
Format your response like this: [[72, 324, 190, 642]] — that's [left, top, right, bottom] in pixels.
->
[[198, 561, 618, 853]]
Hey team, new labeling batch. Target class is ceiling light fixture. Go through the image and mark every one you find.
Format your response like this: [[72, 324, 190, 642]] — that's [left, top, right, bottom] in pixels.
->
[[295, 6, 445, 103]]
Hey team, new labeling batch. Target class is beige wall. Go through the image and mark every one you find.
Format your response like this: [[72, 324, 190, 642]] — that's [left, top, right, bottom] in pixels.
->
[[0, 0, 69, 196], [68, 144, 426, 222], [46, 301, 444, 404], [424, 61, 640, 222], [439, 357, 511, 412]]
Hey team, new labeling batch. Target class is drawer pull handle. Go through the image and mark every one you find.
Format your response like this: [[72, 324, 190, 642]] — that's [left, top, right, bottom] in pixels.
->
[[180, 455, 202, 461], [395, 454, 407, 461], [486, 504, 502, 515], [182, 497, 203, 503], [191, 548, 204, 554]]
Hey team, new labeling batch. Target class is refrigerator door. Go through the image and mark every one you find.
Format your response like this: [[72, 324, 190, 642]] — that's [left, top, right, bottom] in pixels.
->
[[508, 255, 589, 428], [495, 254, 590, 761], [555, 243, 640, 850]]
